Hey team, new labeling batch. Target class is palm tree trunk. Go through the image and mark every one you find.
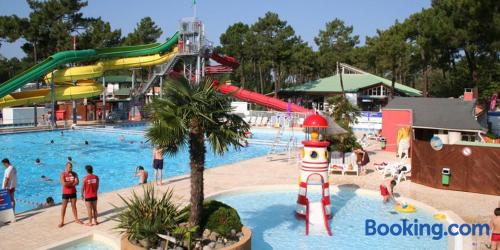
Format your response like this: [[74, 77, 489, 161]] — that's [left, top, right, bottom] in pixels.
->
[[189, 118, 205, 233], [390, 63, 396, 99]]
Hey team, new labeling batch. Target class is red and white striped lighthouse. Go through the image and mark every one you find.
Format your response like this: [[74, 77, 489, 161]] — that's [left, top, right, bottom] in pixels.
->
[[296, 113, 332, 236]]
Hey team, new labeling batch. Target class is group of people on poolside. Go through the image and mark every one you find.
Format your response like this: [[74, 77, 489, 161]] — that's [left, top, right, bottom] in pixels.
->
[[1, 143, 165, 227], [58, 161, 99, 227]]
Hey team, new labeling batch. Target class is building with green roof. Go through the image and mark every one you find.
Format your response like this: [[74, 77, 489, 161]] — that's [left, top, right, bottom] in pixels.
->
[[279, 63, 422, 111]]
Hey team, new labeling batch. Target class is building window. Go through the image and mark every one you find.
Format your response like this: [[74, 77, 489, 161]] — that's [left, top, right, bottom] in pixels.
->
[[362, 85, 388, 97], [461, 133, 477, 142], [310, 151, 318, 159]]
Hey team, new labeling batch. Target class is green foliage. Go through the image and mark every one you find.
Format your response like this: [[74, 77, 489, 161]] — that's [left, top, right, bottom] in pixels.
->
[[0, 0, 91, 62], [113, 186, 182, 248], [326, 95, 361, 153], [327, 129, 360, 154], [216, 3, 498, 104], [181, 200, 243, 238], [78, 17, 122, 49], [173, 225, 198, 250], [205, 204, 243, 237], [146, 77, 249, 229], [314, 18, 360, 77], [146, 77, 250, 156], [326, 95, 360, 127], [123, 17, 162, 45]]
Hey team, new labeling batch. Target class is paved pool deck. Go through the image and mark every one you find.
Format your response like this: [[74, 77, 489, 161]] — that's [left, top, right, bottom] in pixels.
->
[[0, 142, 498, 250]]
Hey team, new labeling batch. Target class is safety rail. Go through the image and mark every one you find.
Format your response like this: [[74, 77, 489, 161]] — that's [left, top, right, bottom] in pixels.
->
[[138, 56, 179, 95], [305, 197, 310, 236], [267, 127, 285, 158]]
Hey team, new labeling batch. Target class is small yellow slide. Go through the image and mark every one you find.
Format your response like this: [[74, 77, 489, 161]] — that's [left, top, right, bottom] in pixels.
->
[[0, 47, 178, 108]]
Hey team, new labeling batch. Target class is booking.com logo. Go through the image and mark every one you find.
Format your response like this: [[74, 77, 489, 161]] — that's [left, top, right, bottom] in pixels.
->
[[365, 219, 490, 240]]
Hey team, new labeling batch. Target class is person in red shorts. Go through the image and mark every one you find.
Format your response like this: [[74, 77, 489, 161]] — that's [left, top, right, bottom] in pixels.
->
[[380, 179, 397, 203], [491, 207, 500, 250], [81, 165, 99, 226], [59, 162, 82, 227]]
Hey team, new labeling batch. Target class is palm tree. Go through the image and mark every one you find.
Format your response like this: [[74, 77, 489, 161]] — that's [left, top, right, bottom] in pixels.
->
[[145, 78, 249, 231]]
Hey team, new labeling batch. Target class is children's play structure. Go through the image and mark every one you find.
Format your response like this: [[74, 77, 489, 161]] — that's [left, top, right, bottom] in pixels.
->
[[295, 113, 332, 236]]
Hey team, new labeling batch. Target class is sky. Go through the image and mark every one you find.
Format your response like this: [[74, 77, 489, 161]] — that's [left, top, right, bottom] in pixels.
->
[[0, 0, 431, 59]]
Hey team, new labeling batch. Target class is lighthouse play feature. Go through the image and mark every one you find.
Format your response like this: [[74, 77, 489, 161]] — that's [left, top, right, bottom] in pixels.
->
[[296, 113, 333, 236]]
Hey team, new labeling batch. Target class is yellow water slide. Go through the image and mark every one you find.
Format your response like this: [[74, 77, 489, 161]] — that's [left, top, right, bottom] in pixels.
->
[[0, 47, 178, 108], [44, 47, 178, 83]]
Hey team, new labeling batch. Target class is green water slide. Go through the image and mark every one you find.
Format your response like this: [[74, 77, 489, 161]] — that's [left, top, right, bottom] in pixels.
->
[[0, 32, 179, 99]]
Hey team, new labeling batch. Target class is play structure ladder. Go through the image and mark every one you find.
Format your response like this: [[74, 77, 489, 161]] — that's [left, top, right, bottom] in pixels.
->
[[139, 56, 180, 95], [267, 126, 285, 158]]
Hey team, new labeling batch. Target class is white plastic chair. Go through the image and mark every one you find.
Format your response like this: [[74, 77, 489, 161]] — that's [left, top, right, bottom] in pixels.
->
[[396, 164, 411, 183], [329, 151, 344, 175], [254, 116, 262, 127], [249, 116, 257, 125], [343, 153, 359, 176], [382, 162, 403, 177], [398, 139, 410, 159], [260, 116, 269, 126]]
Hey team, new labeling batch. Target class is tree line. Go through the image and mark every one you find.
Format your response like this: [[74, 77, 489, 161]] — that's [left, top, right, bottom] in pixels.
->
[[0, 0, 163, 82], [1, 0, 499, 103], [218, 0, 499, 102]]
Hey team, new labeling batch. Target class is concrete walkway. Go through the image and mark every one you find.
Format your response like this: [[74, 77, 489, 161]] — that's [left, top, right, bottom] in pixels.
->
[[0, 145, 497, 250]]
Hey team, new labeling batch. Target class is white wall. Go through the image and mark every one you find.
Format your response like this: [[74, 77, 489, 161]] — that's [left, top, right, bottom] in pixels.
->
[[231, 102, 249, 116], [1, 107, 47, 125]]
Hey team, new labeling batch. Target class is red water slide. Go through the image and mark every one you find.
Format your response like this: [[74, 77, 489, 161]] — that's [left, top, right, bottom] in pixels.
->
[[210, 53, 311, 113], [214, 81, 311, 113]]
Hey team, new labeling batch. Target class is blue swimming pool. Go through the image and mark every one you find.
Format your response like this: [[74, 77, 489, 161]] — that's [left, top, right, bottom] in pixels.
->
[[217, 188, 448, 250], [0, 128, 284, 212]]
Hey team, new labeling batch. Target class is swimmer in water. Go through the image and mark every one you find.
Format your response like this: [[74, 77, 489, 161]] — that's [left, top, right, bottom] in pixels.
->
[[50, 140, 54, 144], [35, 158, 44, 166], [84, 140, 89, 145], [41, 175, 53, 182], [134, 166, 148, 185]]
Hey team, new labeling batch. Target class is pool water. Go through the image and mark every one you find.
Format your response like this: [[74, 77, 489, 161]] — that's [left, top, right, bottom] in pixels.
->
[[218, 188, 448, 250], [57, 239, 114, 250], [0, 129, 274, 212], [250, 128, 306, 141]]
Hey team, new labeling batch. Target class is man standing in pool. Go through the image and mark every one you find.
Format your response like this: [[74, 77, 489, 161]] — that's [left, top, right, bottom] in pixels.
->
[[2, 158, 17, 213], [81, 165, 99, 226], [59, 162, 82, 227], [152, 146, 164, 185]]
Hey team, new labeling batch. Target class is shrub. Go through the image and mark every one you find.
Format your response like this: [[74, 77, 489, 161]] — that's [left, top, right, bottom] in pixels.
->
[[114, 186, 182, 248], [205, 203, 243, 237], [180, 200, 243, 237]]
